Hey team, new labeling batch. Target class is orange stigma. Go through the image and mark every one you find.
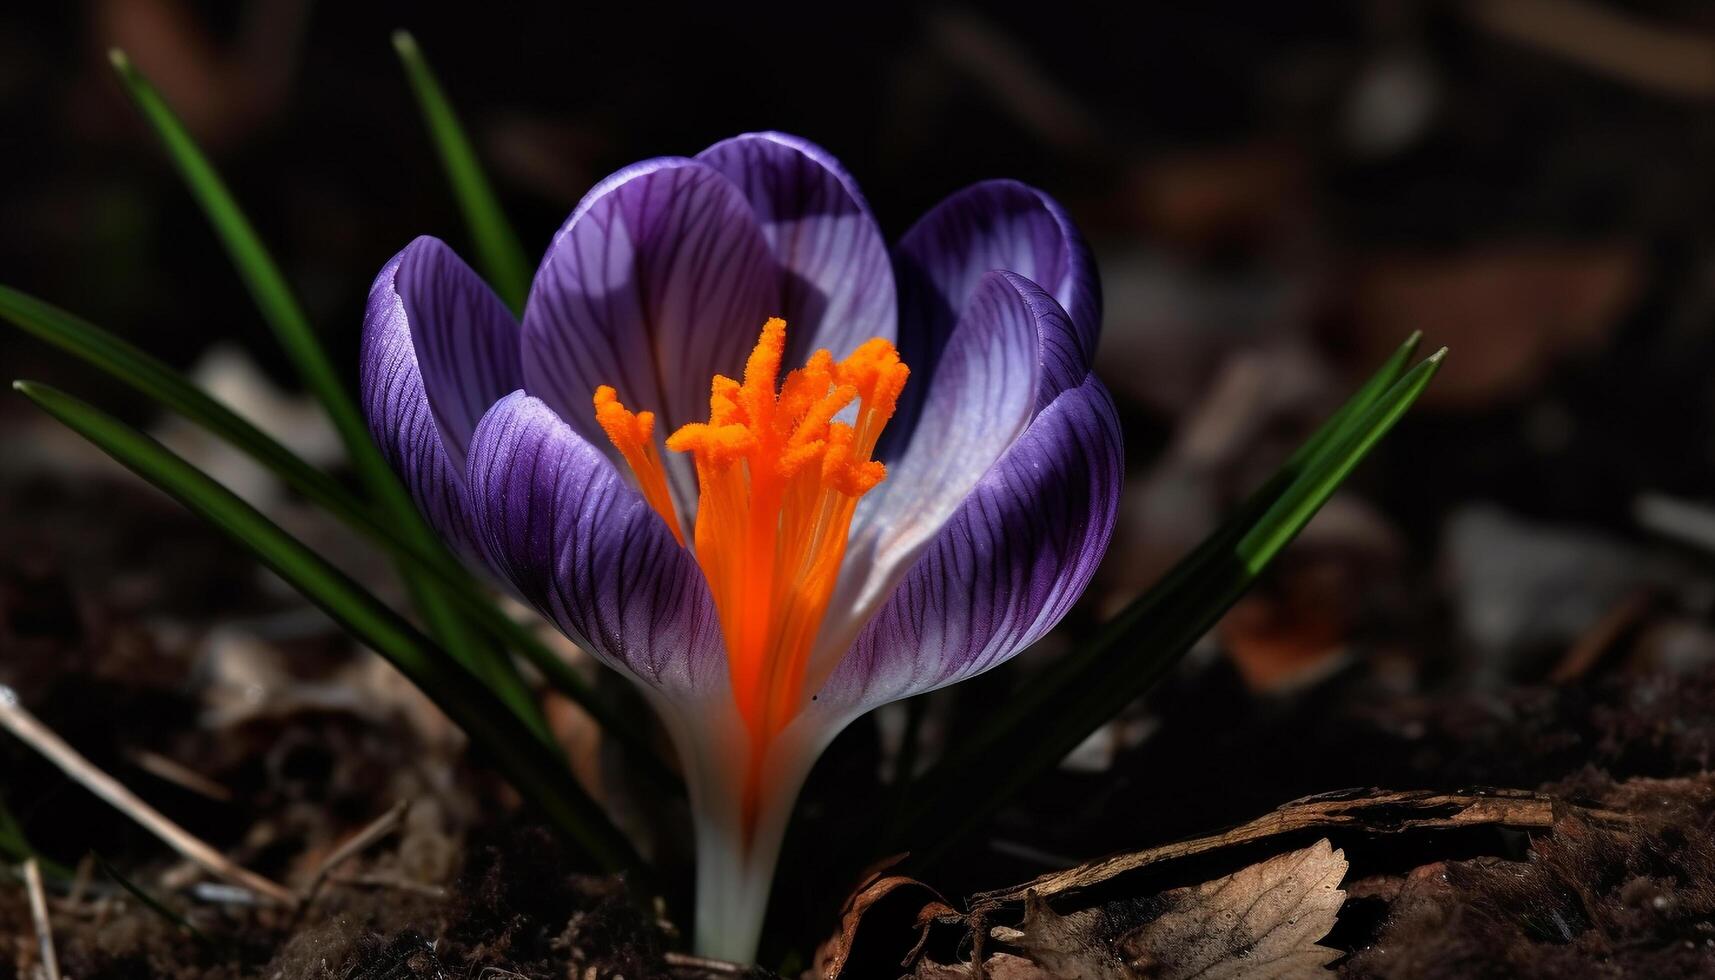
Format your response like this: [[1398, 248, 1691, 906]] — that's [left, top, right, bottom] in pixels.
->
[[592, 318, 908, 801]]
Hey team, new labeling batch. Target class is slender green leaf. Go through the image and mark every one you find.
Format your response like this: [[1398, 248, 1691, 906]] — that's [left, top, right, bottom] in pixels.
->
[[896, 347, 1445, 865], [0, 285, 677, 790], [0, 284, 374, 532], [0, 285, 678, 790], [15, 381, 645, 875], [927, 331, 1428, 778], [1287, 331, 1423, 471], [106, 51, 544, 738], [392, 30, 533, 314], [0, 793, 71, 880], [0, 793, 30, 862], [93, 852, 212, 945], [107, 50, 369, 485]]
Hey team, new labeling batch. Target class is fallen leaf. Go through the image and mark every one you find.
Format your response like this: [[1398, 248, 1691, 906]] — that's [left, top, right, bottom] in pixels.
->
[[913, 952, 1057, 979], [974, 788, 1554, 906], [882, 789, 1575, 978], [990, 892, 1132, 979], [817, 870, 957, 980], [980, 842, 1347, 980], [1121, 839, 1348, 979]]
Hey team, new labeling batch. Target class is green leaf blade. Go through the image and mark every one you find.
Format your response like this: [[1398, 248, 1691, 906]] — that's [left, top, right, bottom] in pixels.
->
[[896, 344, 1446, 865], [0, 794, 72, 880], [107, 50, 549, 733], [106, 50, 365, 471], [15, 381, 644, 876], [0, 284, 370, 531], [927, 331, 1435, 780], [0, 283, 679, 790], [93, 852, 213, 945], [392, 30, 533, 314]]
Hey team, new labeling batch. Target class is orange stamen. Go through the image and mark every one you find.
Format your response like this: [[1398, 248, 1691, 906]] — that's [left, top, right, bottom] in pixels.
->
[[594, 317, 909, 834], [593, 385, 684, 545]]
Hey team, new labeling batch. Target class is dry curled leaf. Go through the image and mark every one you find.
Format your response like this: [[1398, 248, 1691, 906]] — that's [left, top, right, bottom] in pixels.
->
[[1122, 839, 1347, 979], [817, 870, 957, 979], [981, 841, 1347, 980], [976, 788, 1552, 905], [887, 789, 1566, 978], [990, 894, 1131, 979]]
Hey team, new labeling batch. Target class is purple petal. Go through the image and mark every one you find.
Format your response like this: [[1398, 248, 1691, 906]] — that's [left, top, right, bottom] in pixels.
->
[[997, 270, 1087, 409], [393, 237, 523, 466], [893, 180, 1100, 429], [813, 374, 1123, 715], [809, 271, 1045, 683], [360, 238, 521, 556], [697, 132, 896, 361], [520, 158, 781, 518], [465, 391, 727, 700]]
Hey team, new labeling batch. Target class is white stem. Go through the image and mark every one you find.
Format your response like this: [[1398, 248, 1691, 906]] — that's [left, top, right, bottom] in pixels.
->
[[676, 712, 843, 963], [691, 806, 780, 961]]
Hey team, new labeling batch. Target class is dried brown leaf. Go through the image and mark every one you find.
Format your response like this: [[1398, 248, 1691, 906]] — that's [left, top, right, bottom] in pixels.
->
[[975, 788, 1552, 906], [990, 893, 1131, 979], [817, 871, 956, 980], [1121, 838, 1348, 980], [975, 840, 1347, 980]]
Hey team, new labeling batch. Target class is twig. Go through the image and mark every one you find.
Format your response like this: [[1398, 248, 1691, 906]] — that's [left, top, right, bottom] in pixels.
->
[[128, 749, 235, 802], [925, 7, 1103, 152], [1549, 588, 1656, 682], [0, 685, 299, 908], [1468, 0, 1715, 100], [67, 852, 96, 906], [302, 800, 409, 902], [25, 858, 62, 980], [663, 950, 749, 976], [1635, 492, 1715, 554], [973, 787, 1559, 904]]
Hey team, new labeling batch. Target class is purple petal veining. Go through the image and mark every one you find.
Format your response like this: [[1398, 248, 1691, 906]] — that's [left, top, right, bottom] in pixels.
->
[[464, 391, 728, 700], [521, 158, 781, 519], [698, 132, 897, 363], [891, 179, 1101, 437], [816, 373, 1123, 714], [357, 132, 1123, 964], [359, 237, 520, 556]]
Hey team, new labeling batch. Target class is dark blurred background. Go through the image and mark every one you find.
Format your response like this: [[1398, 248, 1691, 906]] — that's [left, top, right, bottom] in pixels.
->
[[7, 0, 1715, 538], [6, 0, 1715, 942]]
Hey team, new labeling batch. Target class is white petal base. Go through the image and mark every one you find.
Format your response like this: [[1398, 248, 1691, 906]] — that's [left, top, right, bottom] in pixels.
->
[[673, 708, 846, 963]]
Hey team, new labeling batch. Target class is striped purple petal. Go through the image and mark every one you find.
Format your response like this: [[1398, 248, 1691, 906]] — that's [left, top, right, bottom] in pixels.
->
[[520, 158, 781, 521], [464, 391, 728, 700], [808, 271, 1049, 686], [359, 237, 521, 556], [812, 373, 1123, 715], [892, 180, 1100, 434], [697, 132, 896, 362]]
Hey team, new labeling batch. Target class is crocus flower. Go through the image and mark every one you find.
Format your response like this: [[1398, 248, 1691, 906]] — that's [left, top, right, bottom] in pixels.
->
[[361, 132, 1121, 960]]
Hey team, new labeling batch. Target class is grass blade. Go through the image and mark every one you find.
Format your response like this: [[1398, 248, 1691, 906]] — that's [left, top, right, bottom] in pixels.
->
[[106, 50, 367, 480], [92, 852, 212, 945], [930, 332, 1428, 775], [392, 30, 533, 314], [106, 50, 544, 739], [0, 794, 72, 880], [0, 796, 27, 863], [896, 347, 1446, 864], [0, 284, 374, 534], [15, 381, 644, 875], [0, 295, 674, 788], [0, 284, 678, 791]]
